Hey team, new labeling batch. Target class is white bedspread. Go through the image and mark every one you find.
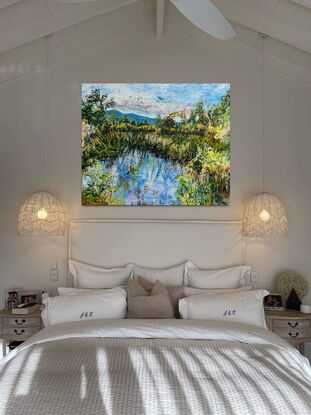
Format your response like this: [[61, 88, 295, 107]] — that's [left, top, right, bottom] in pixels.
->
[[0, 319, 310, 415]]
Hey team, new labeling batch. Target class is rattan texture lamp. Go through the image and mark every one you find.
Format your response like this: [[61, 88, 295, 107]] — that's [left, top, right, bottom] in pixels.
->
[[18, 191, 65, 236], [18, 35, 65, 236], [242, 34, 288, 238], [242, 192, 288, 237]]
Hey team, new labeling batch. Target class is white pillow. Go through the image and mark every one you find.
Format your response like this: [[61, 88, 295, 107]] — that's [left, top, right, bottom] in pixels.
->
[[58, 287, 105, 296], [132, 263, 185, 286], [183, 285, 253, 297], [179, 289, 268, 328], [69, 260, 132, 289], [185, 261, 251, 289], [42, 288, 127, 327]]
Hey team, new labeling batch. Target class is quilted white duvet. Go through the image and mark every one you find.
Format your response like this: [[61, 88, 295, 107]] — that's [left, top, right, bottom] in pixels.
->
[[0, 319, 310, 415]]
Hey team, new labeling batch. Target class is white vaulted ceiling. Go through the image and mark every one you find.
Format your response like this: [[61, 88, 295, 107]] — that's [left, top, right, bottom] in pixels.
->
[[213, 0, 311, 54], [1, 0, 311, 85]]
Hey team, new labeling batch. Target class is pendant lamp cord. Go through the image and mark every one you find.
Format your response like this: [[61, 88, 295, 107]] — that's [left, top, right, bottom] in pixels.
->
[[43, 35, 51, 191], [260, 33, 266, 193]]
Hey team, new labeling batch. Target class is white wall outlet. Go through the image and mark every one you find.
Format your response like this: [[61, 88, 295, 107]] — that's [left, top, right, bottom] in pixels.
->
[[250, 271, 258, 283], [50, 261, 59, 281]]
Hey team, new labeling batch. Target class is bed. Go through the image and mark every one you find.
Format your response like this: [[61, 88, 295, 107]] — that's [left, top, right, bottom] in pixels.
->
[[0, 319, 311, 414], [0, 220, 310, 414]]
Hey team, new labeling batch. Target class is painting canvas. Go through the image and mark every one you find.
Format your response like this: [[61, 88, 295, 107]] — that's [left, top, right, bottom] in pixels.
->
[[82, 83, 230, 206]]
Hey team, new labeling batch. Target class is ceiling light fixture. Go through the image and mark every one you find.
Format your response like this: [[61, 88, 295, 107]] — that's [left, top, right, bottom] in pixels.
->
[[242, 34, 288, 237], [18, 35, 65, 236]]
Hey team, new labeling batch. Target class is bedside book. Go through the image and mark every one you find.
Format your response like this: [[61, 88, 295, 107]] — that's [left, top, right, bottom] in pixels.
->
[[11, 303, 40, 315]]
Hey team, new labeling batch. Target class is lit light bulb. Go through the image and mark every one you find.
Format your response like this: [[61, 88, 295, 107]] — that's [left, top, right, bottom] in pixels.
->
[[259, 209, 270, 222], [37, 207, 48, 220]]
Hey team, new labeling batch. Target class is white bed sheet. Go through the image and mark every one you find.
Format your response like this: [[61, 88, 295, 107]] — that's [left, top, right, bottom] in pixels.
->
[[0, 319, 310, 415]]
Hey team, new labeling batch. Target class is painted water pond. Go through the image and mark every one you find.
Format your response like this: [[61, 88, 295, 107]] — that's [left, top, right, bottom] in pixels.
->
[[83, 150, 183, 206]]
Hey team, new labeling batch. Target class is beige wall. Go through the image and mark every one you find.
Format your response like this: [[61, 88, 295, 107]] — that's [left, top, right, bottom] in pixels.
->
[[0, 12, 311, 309]]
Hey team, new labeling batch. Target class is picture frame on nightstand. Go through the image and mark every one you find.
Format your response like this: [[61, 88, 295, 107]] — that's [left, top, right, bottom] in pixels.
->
[[264, 293, 284, 311], [5, 288, 22, 309], [18, 290, 41, 306]]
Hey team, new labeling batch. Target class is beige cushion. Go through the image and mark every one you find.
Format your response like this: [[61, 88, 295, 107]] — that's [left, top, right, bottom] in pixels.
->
[[127, 279, 174, 319], [137, 276, 184, 318], [132, 263, 185, 286]]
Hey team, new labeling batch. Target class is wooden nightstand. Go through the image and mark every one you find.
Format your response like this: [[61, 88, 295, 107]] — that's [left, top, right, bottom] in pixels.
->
[[265, 310, 311, 353], [0, 309, 42, 356]]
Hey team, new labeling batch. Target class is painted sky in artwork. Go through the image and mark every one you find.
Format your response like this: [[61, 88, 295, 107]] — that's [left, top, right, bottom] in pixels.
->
[[82, 83, 229, 118]]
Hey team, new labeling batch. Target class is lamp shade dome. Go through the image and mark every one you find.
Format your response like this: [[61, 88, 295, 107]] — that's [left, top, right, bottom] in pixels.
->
[[18, 191, 65, 236], [242, 192, 288, 237]]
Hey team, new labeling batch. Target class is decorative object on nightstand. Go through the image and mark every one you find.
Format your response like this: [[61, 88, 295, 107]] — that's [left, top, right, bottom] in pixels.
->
[[265, 310, 311, 354], [278, 271, 308, 311], [12, 303, 40, 315], [0, 309, 42, 357], [278, 271, 308, 298], [301, 304, 311, 314], [286, 288, 301, 311], [6, 289, 42, 315]]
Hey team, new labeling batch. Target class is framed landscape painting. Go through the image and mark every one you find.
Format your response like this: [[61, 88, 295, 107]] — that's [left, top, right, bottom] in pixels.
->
[[81, 83, 230, 206]]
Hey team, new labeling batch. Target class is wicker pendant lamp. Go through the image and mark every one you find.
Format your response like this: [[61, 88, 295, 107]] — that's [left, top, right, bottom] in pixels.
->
[[242, 34, 288, 237], [18, 36, 65, 236], [242, 192, 288, 237], [18, 191, 65, 236]]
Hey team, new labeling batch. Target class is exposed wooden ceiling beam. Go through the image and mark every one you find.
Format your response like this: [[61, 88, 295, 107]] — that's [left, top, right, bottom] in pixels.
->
[[213, 0, 311, 55], [0, 0, 139, 54]]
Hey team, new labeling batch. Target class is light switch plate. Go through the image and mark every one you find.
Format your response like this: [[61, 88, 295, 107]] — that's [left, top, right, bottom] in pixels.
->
[[51, 261, 58, 270], [250, 271, 258, 283], [50, 268, 58, 281]]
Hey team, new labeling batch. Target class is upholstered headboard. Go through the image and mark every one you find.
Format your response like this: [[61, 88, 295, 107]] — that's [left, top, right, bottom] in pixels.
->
[[68, 219, 243, 283]]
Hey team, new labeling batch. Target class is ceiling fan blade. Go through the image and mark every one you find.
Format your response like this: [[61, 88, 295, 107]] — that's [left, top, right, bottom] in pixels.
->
[[170, 0, 236, 40]]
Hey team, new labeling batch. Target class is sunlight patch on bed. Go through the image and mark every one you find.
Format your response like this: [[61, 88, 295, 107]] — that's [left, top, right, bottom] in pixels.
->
[[129, 348, 174, 413], [96, 349, 113, 412], [0, 350, 32, 414], [15, 348, 42, 396], [80, 365, 87, 399]]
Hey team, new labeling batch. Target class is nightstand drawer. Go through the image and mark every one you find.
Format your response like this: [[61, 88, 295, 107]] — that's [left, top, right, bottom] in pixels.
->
[[2, 326, 41, 339], [3, 316, 41, 327], [273, 319, 310, 330], [277, 329, 309, 340]]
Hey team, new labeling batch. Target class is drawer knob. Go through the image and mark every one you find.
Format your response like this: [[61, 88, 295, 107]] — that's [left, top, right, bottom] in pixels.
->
[[14, 329, 25, 335], [15, 319, 26, 325], [288, 322, 298, 328], [288, 332, 299, 338]]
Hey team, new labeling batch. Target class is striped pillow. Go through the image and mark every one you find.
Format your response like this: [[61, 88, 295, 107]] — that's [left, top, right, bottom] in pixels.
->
[[179, 289, 268, 328], [42, 287, 127, 327]]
